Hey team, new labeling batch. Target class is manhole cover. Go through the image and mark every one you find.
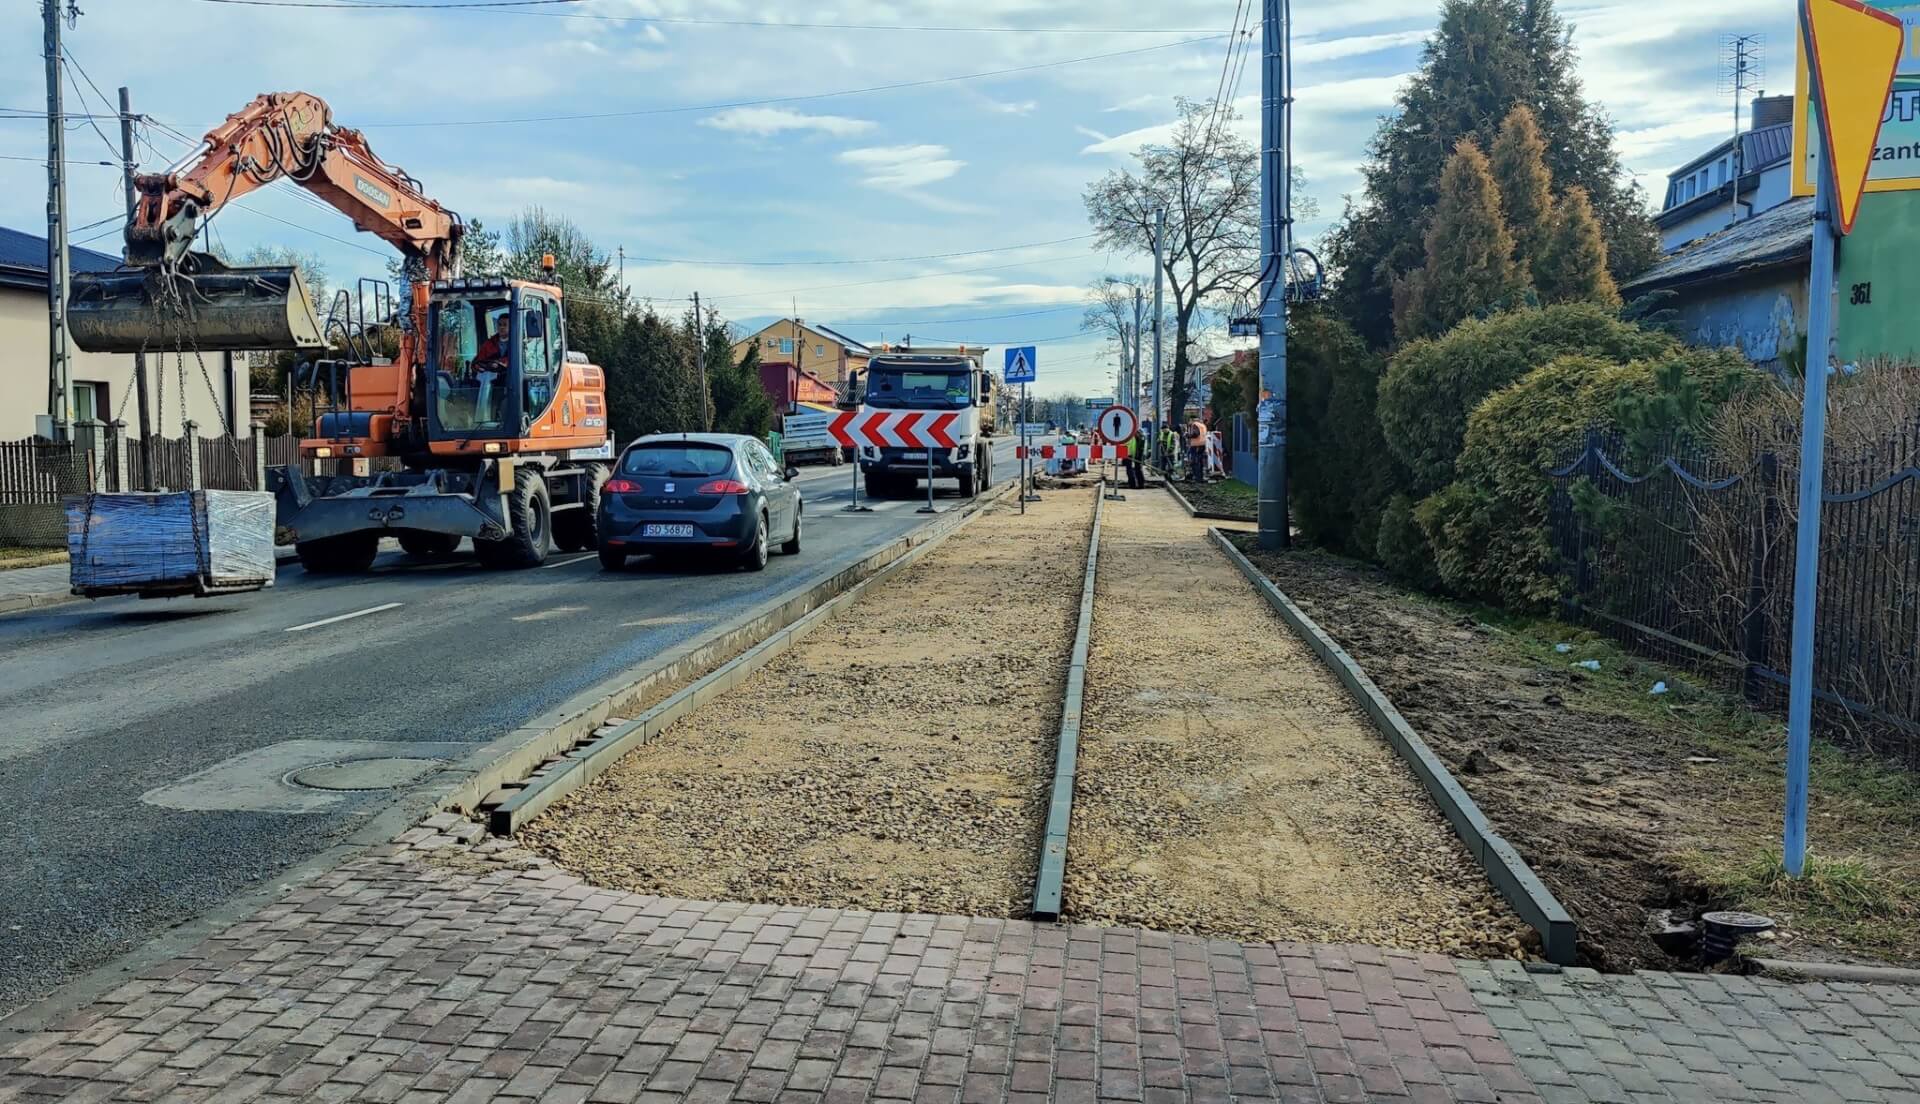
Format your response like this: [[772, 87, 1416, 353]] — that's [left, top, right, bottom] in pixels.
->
[[286, 757, 440, 792]]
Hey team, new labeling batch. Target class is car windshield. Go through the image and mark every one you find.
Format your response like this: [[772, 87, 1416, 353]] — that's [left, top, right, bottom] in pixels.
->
[[864, 368, 971, 409], [621, 443, 734, 478]]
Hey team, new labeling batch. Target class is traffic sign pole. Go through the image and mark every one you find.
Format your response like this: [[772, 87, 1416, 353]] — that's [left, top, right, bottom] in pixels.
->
[[1782, 0, 1902, 877]]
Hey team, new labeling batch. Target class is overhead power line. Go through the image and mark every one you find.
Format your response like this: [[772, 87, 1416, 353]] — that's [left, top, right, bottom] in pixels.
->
[[178, 0, 1219, 33], [361, 36, 1224, 127]]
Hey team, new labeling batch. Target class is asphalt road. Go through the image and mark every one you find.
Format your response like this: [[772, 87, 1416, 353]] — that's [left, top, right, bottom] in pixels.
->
[[0, 439, 1020, 1010]]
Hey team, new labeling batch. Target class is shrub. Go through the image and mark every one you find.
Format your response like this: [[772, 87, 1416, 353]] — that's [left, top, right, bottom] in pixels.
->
[[1285, 309, 1397, 558], [1378, 302, 1675, 496], [1420, 347, 1758, 606], [1375, 493, 1442, 591]]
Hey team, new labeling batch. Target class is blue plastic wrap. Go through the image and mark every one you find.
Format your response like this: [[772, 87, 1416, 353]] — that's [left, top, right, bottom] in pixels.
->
[[66, 490, 276, 595]]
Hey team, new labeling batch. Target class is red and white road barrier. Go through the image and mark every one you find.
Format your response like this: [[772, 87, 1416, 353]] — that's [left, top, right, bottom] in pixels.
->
[[1015, 444, 1131, 460], [828, 410, 960, 450]]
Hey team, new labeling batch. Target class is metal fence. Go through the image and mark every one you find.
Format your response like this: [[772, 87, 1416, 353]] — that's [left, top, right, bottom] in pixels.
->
[[1547, 427, 1920, 767], [0, 429, 296, 500]]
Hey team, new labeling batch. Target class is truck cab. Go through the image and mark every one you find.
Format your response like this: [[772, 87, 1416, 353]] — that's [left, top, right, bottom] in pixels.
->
[[850, 354, 995, 498]]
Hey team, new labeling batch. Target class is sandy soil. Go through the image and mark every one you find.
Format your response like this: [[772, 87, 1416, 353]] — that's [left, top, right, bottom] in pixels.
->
[[520, 487, 1096, 918], [1061, 493, 1530, 957]]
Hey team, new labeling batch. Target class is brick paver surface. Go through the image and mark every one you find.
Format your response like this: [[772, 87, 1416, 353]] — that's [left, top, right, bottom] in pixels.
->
[[2, 822, 1916, 1102], [1459, 959, 1920, 1103]]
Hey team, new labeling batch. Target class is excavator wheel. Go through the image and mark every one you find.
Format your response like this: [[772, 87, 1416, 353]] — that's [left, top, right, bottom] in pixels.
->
[[476, 466, 552, 569], [398, 531, 461, 559], [553, 463, 608, 553], [296, 533, 380, 574]]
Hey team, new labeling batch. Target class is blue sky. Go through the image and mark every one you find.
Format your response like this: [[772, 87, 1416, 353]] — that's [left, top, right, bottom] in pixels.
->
[[1, 0, 1794, 396]]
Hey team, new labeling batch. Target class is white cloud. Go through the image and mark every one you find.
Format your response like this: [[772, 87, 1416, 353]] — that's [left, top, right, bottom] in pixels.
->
[[1294, 30, 1429, 64], [838, 145, 967, 190], [700, 107, 876, 137]]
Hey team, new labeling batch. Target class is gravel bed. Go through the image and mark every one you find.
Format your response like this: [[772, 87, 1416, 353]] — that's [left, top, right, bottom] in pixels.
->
[[520, 488, 1097, 918], [1060, 492, 1533, 958]]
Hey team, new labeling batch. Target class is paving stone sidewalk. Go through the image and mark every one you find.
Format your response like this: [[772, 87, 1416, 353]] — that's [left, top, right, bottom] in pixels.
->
[[2, 821, 1915, 1103]]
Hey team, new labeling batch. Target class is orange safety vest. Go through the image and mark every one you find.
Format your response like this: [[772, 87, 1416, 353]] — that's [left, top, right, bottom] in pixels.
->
[[1187, 421, 1207, 446]]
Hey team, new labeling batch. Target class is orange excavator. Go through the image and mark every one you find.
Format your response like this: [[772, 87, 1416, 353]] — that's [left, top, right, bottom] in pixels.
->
[[67, 92, 613, 571]]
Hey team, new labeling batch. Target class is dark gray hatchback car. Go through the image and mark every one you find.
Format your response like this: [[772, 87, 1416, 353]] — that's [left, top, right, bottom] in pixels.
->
[[597, 433, 803, 572]]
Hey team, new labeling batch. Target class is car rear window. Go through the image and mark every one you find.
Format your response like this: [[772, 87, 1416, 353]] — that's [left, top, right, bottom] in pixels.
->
[[620, 443, 734, 478]]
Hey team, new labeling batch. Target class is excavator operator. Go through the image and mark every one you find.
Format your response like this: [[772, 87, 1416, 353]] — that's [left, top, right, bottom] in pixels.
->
[[474, 313, 511, 369]]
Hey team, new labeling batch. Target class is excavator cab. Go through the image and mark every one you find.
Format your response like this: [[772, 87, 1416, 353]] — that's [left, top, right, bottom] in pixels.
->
[[424, 277, 565, 446]]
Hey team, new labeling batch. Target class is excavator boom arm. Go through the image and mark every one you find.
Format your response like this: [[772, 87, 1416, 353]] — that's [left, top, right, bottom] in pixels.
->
[[128, 92, 461, 276]]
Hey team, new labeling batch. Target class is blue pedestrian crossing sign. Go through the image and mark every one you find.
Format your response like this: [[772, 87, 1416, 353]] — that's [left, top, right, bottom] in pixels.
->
[[1004, 345, 1037, 384]]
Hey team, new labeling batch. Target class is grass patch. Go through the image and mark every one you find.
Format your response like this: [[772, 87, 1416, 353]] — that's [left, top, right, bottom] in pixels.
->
[[1171, 477, 1257, 519], [0, 546, 66, 570]]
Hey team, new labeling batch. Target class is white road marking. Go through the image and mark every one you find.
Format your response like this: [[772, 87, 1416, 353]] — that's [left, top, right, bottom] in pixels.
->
[[512, 605, 589, 623], [541, 554, 597, 570], [284, 602, 404, 633]]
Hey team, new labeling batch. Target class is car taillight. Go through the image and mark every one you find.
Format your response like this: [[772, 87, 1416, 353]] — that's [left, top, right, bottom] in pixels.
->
[[604, 479, 639, 493], [697, 479, 751, 495]]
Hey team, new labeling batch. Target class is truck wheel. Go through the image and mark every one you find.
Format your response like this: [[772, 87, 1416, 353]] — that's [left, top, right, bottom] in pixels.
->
[[297, 533, 380, 573], [958, 471, 976, 498], [865, 471, 891, 499], [398, 532, 460, 559], [476, 467, 551, 568], [553, 463, 607, 552]]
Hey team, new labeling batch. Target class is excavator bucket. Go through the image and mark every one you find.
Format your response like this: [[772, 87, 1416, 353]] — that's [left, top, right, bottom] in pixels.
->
[[68, 259, 325, 354]]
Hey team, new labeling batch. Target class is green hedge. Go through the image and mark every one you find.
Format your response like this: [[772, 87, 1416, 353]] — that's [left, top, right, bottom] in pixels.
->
[[1377, 303, 1675, 496], [1417, 347, 1758, 607], [1285, 309, 1397, 559]]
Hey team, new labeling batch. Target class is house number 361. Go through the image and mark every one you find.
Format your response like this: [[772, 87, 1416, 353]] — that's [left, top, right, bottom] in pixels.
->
[[1851, 282, 1872, 305]]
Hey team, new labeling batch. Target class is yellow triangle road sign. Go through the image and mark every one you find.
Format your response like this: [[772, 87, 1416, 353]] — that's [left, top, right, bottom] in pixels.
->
[[1803, 0, 1905, 233]]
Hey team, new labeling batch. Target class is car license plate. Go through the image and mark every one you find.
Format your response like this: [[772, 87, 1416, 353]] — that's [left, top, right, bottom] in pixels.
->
[[901, 452, 927, 461], [642, 523, 695, 538]]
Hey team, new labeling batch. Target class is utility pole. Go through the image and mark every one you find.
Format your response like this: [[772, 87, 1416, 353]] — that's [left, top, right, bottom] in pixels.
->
[[692, 290, 710, 430], [1151, 207, 1165, 466], [1256, 0, 1293, 550], [117, 85, 153, 486], [1121, 289, 1136, 418], [43, 0, 76, 443], [617, 245, 625, 296]]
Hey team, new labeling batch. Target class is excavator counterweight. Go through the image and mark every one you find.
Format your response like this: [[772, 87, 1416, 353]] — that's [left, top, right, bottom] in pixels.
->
[[69, 253, 324, 354]]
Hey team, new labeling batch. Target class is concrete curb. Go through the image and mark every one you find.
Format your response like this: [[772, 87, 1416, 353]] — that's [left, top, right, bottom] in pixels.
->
[[1207, 528, 1579, 966], [1030, 483, 1105, 921], [1754, 958, 1920, 985], [1160, 475, 1253, 523], [485, 480, 1021, 835]]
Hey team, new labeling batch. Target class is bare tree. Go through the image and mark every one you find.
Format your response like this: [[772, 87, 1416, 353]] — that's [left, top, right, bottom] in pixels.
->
[[1084, 99, 1257, 423], [1082, 275, 1146, 407]]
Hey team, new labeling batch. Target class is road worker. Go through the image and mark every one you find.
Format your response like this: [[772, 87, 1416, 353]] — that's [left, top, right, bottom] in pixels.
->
[[1186, 418, 1208, 482]]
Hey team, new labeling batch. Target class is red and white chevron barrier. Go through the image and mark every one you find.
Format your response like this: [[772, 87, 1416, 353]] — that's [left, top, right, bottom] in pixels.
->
[[1015, 444, 1131, 460], [828, 410, 961, 449]]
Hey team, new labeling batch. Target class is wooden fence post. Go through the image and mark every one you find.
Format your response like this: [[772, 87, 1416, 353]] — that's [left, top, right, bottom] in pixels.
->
[[184, 420, 203, 491], [250, 421, 268, 491], [109, 420, 129, 494]]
